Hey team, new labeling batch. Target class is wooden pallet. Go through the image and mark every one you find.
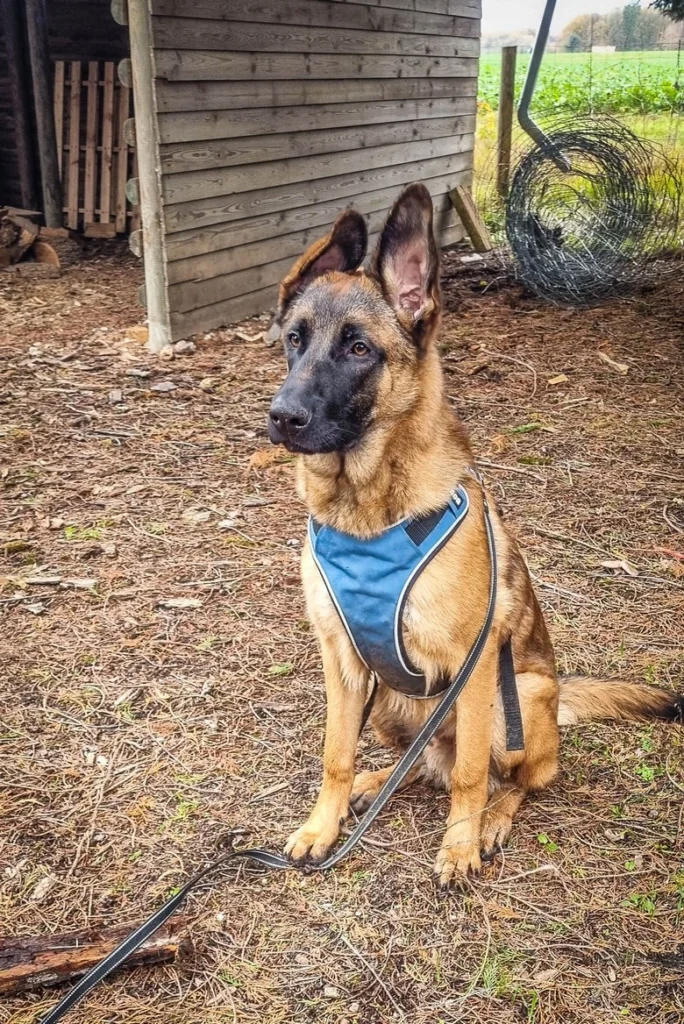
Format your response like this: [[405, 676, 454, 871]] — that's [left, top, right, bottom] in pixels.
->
[[53, 60, 140, 235]]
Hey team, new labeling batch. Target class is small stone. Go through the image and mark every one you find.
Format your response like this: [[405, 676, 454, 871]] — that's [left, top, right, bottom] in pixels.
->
[[174, 339, 196, 355], [158, 345, 175, 361], [218, 519, 235, 530], [199, 377, 216, 391], [31, 875, 57, 901], [348, 1003, 360, 1014], [286, 538, 300, 547], [101, 542, 117, 557], [150, 380, 177, 393], [108, 389, 123, 404], [25, 602, 46, 615], [125, 368, 151, 379], [323, 986, 339, 999]]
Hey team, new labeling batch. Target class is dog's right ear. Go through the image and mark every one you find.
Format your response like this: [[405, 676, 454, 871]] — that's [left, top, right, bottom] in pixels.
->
[[275, 209, 368, 326]]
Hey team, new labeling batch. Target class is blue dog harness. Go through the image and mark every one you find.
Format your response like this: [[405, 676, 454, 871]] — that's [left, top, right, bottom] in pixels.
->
[[309, 482, 525, 748], [309, 486, 470, 699]]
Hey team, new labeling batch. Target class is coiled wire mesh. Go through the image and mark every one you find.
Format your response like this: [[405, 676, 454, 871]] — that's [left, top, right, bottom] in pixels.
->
[[490, 115, 682, 305]]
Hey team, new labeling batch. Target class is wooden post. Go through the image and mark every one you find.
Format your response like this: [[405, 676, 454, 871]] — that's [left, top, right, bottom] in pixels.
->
[[126, 0, 171, 351], [25, 0, 63, 227], [449, 185, 493, 253], [497, 46, 517, 198], [0, 0, 40, 211]]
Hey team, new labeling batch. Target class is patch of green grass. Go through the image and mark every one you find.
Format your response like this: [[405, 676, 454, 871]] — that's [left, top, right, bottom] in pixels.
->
[[537, 832, 559, 854], [268, 662, 294, 677], [622, 890, 658, 914], [479, 51, 684, 116], [64, 522, 111, 541]]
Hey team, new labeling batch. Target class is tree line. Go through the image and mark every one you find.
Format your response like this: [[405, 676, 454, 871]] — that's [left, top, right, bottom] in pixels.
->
[[560, 1, 683, 51]]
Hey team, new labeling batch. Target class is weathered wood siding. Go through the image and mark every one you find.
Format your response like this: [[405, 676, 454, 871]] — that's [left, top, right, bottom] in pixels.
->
[[147, 0, 481, 341], [0, 11, 24, 208]]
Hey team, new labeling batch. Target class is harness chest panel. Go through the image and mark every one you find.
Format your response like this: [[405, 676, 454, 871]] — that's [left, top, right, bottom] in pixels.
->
[[309, 486, 470, 698]]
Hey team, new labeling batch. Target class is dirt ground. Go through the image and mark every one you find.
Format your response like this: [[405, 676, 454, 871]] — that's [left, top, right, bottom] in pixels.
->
[[1, 243, 683, 1024]]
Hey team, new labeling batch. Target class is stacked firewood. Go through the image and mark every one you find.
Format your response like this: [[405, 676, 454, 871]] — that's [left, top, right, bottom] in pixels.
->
[[0, 207, 77, 273]]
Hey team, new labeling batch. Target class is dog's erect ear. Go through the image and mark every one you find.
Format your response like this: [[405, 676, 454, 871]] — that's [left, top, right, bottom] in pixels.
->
[[371, 184, 440, 345], [276, 208, 368, 323]]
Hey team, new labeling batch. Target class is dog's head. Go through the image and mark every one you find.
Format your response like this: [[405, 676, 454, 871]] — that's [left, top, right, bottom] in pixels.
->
[[268, 184, 442, 455]]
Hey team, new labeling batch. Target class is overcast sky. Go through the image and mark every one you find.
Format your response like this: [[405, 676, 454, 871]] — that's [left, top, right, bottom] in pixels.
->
[[482, 1, 627, 34]]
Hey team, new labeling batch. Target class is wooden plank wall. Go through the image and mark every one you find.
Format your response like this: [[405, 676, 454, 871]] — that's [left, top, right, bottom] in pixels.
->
[[149, 0, 481, 341], [54, 60, 139, 234], [0, 9, 24, 208]]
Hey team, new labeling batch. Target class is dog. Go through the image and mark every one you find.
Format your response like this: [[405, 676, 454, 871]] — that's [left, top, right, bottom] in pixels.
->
[[267, 184, 683, 886]]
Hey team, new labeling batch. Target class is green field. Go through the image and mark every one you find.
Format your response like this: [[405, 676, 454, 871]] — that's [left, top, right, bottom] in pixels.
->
[[478, 50, 684, 115]]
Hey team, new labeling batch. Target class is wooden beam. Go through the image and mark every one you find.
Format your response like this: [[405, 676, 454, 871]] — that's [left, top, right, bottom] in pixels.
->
[[151, 17, 480, 58], [164, 151, 473, 234], [448, 184, 492, 253], [497, 45, 517, 197], [114, 82, 130, 231], [153, 50, 478, 82], [127, 0, 171, 350], [53, 61, 65, 178], [156, 76, 477, 114], [25, 0, 63, 227], [0, 0, 41, 211], [160, 116, 476, 175], [66, 61, 81, 230], [152, 0, 479, 38], [83, 62, 99, 225], [99, 62, 115, 222], [162, 132, 475, 206]]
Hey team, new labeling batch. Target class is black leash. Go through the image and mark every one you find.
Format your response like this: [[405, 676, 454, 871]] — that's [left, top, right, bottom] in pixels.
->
[[38, 488, 498, 1024]]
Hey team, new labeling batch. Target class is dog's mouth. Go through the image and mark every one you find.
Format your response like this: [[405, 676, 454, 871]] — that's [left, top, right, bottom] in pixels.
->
[[268, 417, 363, 456]]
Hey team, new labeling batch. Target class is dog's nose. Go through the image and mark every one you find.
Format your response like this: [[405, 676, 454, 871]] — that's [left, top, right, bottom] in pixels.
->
[[269, 399, 311, 435]]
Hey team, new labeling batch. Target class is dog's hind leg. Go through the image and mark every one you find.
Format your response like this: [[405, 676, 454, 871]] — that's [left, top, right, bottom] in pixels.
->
[[480, 670, 559, 860], [350, 764, 420, 814], [481, 784, 526, 859]]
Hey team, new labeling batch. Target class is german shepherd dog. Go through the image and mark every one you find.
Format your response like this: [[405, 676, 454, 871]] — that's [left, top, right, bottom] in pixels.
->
[[268, 184, 682, 886]]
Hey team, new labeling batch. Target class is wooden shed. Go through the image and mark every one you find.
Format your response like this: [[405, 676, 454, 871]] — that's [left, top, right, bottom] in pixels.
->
[[2, 0, 481, 349]]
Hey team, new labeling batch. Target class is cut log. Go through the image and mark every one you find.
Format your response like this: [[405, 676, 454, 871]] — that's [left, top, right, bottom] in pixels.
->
[[0, 919, 191, 995], [33, 240, 61, 266], [0, 208, 40, 264]]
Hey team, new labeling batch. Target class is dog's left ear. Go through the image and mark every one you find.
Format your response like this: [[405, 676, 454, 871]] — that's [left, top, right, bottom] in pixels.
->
[[276, 208, 368, 324], [371, 183, 440, 347]]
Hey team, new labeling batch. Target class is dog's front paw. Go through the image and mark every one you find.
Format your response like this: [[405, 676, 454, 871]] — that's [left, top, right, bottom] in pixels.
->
[[433, 842, 482, 889], [284, 817, 341, 865]]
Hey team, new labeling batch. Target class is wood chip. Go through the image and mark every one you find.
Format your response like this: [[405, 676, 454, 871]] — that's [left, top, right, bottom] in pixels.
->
[[600, 559, 639, 577], [597, 352, 629, 374], [157, 597, 202, 610], [547, 373, 569, 385]]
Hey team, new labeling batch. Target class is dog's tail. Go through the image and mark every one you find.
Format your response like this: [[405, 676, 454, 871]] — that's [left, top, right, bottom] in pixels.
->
[[557, 676, 684, 726]]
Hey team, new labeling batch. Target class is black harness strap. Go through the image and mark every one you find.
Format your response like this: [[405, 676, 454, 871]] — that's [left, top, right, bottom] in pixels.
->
[[38, 488, 499, 1024], [499, 637, 525, 751]]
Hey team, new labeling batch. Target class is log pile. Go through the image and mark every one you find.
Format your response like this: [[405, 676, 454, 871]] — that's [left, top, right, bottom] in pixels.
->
[[0, 208, 80, 274]]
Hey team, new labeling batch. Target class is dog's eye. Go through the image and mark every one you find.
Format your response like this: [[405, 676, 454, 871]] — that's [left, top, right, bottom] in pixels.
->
[[287, 332, 300, 349], [351, 341, 369, 357]]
